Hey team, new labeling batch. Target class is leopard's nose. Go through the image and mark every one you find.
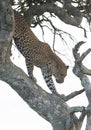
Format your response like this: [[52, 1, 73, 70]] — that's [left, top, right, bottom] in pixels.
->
[[56, 79, 63, 83]]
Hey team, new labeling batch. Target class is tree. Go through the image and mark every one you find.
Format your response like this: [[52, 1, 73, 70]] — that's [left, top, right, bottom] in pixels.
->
[[0, 0, 91, 130]]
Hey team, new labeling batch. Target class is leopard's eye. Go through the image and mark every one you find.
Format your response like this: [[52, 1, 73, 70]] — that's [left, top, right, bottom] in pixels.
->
[[61, 74, 64, 77]]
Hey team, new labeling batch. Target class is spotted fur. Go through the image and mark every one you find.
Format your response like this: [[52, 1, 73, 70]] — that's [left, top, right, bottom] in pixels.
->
[[13, 10, 68, 94]]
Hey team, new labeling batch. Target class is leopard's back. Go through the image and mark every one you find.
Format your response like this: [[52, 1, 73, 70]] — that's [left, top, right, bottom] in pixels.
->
[[14, 10, 39, 43], [14, 11, 53, 64], [14, 10, 41, 56]]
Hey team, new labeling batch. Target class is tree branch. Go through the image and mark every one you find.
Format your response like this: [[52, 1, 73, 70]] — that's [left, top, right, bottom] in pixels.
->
[[69, 106, 87, 130], [73, 41, 91, 76], [63, 89, 85, 101], [73, 41, 85, 60], [73, 41, 91, 130], [25, 3, 82, 27], [78, 48, 91, 63], [63, 0, 82, 24]]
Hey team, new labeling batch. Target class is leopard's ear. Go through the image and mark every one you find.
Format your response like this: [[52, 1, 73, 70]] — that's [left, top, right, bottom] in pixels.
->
[[67, 66, 69, 69]]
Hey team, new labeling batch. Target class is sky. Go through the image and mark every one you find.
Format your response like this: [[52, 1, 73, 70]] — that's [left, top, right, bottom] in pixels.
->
[[0, 9, 91, 130]]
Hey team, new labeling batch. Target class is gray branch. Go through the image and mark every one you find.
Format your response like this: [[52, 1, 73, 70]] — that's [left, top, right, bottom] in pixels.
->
[[73, 41, 91, 130], [63, 89, 85, 101], [25, 3, 82, 27], [77, 48, 91, 63], [65, 106, 86, 130], [73, 41, 91, 76]]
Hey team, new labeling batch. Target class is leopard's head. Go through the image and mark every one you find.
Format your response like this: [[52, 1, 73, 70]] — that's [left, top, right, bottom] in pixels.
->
[[50, 54, 68, 83]]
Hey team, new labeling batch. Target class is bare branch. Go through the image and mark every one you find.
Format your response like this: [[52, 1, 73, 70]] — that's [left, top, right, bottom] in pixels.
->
[[65, 106, 86, 130], [73, 41, 91, 78], [69, 106, 87, 130], [73, 41, 91, 76], [81, 65, 91, 76], [73, 42, 91, 130], [63, 89, 85, 101], [70, 106, 86, 114], [77, 48, 91, 63], [73, 41, 85, 60]]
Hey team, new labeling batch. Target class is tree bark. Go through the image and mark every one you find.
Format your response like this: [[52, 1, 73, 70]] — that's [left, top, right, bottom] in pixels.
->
[[0, 1, 87, 130], [25, 3, 82, 27]]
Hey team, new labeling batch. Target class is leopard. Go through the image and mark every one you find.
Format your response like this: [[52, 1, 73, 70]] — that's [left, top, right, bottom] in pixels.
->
[[13, 10, 68, 95]]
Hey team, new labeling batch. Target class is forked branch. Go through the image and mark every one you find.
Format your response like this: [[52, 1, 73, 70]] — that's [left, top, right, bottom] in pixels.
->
[[73, 41, 91, 76]]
